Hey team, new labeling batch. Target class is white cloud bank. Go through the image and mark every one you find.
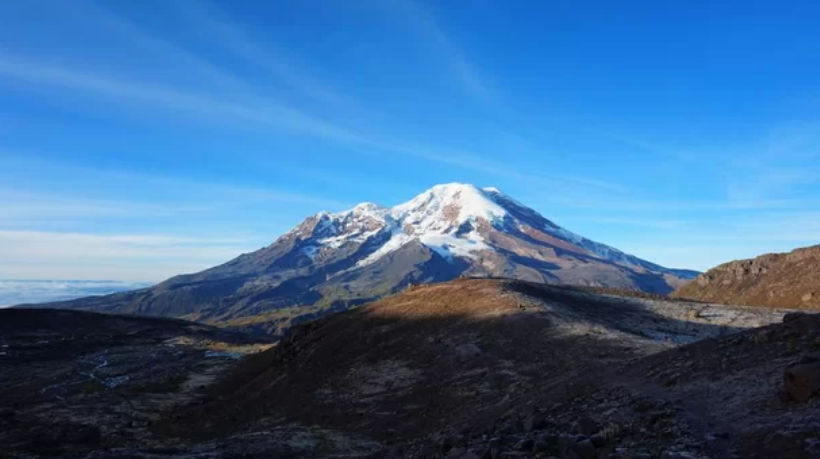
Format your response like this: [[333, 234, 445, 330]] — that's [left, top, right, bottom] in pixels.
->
[[0, 280, 151, 308], [0, 230, 260, 282]]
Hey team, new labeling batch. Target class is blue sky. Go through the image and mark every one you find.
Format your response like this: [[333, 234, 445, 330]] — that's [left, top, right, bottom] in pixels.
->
[[1, 0, 819, 281]]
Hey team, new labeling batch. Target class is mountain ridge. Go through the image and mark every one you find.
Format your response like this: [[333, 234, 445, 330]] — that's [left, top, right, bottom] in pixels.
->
[[673, 244, 820, 309]]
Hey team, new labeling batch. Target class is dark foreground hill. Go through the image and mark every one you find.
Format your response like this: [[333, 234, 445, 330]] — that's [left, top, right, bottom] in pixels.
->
[[673, 244, 820, 310], [25, 184, 697, 334], [6, 279, 814, 459], [0, 309, 274, 459]]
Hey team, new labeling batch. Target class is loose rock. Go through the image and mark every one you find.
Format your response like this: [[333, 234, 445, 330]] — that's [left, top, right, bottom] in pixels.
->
[[784, 362, 820, 402]]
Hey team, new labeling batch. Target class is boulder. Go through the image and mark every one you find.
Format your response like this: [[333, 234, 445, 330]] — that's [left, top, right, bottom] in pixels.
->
[[523, 412, 546, 433], [783, 312, 809, 323], [572, 438, 598, 459], [514, 438, 533, 451], [784, 362, 820, 402], [574, 416, 600, 436]]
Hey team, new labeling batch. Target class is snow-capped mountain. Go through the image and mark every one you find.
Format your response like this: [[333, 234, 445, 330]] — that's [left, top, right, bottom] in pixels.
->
[[29, 183, 697, 329], [285, 183, 691, 279]]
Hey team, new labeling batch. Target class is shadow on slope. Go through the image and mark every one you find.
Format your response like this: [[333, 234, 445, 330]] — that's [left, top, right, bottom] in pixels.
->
[[160, 279, 781, 450], [2, 280, 792, 458], [0, 309, 275, 459]]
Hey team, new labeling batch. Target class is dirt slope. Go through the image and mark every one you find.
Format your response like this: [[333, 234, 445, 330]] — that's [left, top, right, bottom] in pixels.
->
[[4, 280, 808, 459], [425, 311, 820, 459], [673, 245, 820, 309], [160, 279, 784, 457]]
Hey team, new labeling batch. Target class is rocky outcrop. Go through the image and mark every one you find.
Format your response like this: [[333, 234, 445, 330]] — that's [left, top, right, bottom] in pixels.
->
[[784, 355, 820, 402], [673, 245, 820, 309]]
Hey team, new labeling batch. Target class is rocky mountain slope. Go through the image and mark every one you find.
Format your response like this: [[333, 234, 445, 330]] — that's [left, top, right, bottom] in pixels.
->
[[673, 245, 820, 309], [27, 183, 697, 329], [6, 279, 809, 458]]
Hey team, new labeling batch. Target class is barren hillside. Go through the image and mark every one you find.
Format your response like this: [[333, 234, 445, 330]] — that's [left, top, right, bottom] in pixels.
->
[[674, 245, 820, 309], [4, 279, 815, 459], [159, 279, 787, 458]]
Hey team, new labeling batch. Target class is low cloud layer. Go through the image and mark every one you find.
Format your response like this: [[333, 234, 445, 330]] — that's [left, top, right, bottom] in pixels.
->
[[0, 279, 151, 307]]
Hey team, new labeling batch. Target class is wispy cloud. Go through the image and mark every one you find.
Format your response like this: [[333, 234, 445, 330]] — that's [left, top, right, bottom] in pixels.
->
[[0, 0, 630, 201], [0, 230, 259, 282], [0, 189, 211, 221], [386, 0, 492, 98], [0, 55, 364, 143], [607, 211, 820, 270], [0, 2, 632, 202], [174, 0, 354, 108], [0, 57, 496, 189], [0, 280, 153, 308], [723, 121, 820, 203], [80, 1, 251, 95], [0, 155, 354, 218], [385, 140, 626, 192]]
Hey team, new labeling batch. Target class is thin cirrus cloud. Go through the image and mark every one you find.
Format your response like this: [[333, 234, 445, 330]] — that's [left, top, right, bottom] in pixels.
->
[[0, 157, 355, 222], [0, 189, 213, 221], [0, 53, 628, 199], [91, 0, 573, 191], [595, 212, 820, 272], [385, 0, 493, 99], [0, 0, 637, 202], [85, 0, 362, 120], [172, 0, 355, 109], [3, 46, 814, 217], [388, 0, 820, 207], [0, 56, 365, 144], [0, 229, 260, 282], [3, 0, 817, 282], [725, 127, 820, 203], [393, 0, 492, 98]]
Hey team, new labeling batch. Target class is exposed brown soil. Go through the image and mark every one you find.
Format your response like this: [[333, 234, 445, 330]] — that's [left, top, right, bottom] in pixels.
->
[[673, 245, 820, 310], [159, 279, 786, 457]]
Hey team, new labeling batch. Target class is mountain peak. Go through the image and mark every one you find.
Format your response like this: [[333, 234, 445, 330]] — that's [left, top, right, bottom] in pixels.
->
[[346, 202, 387, 217], [395, 182, 508, 226], [301, 183, 696, 279], [37, 182, 699, 337]]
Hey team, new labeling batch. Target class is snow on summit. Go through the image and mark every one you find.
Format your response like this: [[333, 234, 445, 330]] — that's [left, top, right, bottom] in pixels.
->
[[36, 183, 698, 324], [348, 183, 503, 266], [392, 183, 508, 231], [296, 182, 692, 278], [307, 182, 607, 267]]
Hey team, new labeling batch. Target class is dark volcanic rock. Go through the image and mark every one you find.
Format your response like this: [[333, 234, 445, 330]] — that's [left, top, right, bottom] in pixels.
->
[[784, 362, 820, 402]]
